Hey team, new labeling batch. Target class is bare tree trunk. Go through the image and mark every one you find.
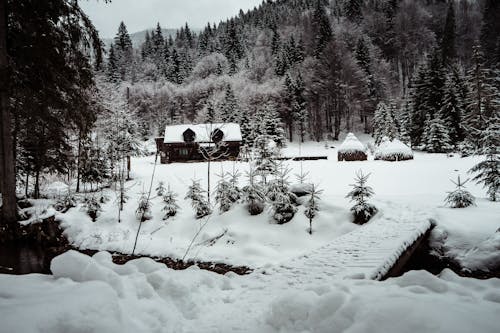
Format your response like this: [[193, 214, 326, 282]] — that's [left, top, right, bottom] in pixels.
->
[[0, 0, 18, 226]]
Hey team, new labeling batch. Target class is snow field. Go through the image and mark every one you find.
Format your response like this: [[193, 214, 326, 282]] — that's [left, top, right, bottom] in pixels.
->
[[0, 250, 499, 333], [54, 140, 499, 271]]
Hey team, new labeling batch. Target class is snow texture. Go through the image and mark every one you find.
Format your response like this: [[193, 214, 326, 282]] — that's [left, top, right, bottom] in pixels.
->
[[338, 133, 366, 153], [163, 123, 242, 143], [375, 138, 414, 161]]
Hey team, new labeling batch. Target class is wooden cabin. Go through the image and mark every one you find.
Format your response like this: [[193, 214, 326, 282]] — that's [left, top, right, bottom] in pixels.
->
[[155, 123, 242, 164], [337, 133, 368, 161]]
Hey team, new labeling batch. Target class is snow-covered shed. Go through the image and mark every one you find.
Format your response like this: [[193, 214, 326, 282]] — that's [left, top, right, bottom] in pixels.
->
[[338, 133, 368, 161], [155, 123, 242, 164], [374, 138, 414, 161]]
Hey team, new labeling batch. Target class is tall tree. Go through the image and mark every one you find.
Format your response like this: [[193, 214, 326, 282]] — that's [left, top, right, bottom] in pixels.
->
[[441, 0, 456, 65], [479, 0, 500, 67], [311, 0, 332, 57]]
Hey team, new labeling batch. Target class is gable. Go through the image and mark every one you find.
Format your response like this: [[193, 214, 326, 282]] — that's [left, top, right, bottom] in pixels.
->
[[164, 123, 242, 144]]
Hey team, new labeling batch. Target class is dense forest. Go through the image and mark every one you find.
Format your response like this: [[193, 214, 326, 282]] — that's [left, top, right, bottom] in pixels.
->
[[0, 0, 499, 230]]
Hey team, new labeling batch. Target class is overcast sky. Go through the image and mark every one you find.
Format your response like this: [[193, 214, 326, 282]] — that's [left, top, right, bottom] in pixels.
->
[[80, 0, 264, 38]]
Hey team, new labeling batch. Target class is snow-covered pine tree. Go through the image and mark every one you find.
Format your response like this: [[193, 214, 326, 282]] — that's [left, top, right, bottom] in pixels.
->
[[445, 176, 475, 208], [267, 162, 297, 224], [346, 170, 378, 225], [242, 168, 266, 215], [440, 73, 464, 145], [215, 173, 239, 213], [421, 114, 453, 153], [304, 184, 322, 235], [373, 101, 398, 145], [162, 186, 179, 219], [253, 134, 278, 184], [220, 84, 240, 123], [83, 195, 102, 222], [156, 181, 166, 197], [136, 193, 153, 222], [185, 180, 212, 218], [469, 117, 500, 201]]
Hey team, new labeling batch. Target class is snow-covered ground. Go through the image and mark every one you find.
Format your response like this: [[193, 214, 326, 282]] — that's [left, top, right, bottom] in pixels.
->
[[1, 250, 499, 333], [2, 136, 499, 332], [49, 137, 499, 271]]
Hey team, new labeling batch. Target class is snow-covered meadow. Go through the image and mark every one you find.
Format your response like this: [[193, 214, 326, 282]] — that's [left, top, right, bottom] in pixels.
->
[[46, 136, 499, 271]]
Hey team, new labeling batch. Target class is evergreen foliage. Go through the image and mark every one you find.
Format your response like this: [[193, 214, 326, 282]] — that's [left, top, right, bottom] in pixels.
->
[[421, 114, 453, 153], [346, 171, 377, 225], [185, 180, 212, 219], [162, 186, 179, 219], [242, 169, 266, 215], [304, 184, 322, 234], [445, 176, 475, 208]]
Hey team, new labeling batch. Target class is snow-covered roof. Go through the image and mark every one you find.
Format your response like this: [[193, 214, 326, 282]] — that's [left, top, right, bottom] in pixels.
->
[[375, 138, 413, 159], [164, 123, 242, 143], [338, 133, 366, 153]]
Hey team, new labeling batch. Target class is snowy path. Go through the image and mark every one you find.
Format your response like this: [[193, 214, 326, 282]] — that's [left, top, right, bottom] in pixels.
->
[[267, 203, 434, 283], [194, 204, 436, 332]]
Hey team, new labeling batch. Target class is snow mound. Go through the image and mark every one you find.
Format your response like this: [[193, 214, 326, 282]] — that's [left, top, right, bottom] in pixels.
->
[[338, 133, 366, 153], [375, 138, 414, 161]]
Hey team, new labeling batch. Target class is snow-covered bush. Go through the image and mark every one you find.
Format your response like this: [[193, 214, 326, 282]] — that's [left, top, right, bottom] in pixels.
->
[[54, 192, 77, 213], [444, 176, 475, 208], [374, 137, 414, 161], [185, 180, 212, 219], [136, 194, 153, 222], [304, 184, 322, 234], [346, 171, 378, 225], [162, 187, 179, 219], [83, 195, 102, 222]]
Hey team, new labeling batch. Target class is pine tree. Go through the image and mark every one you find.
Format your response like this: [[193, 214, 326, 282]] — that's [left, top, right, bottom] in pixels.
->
[[373, 102, 398, 145], [106, 44, 120, 82], [304, 184, 322, 234], [185, 180, 212, 219], [346, 170, 377, 225], [220, 84, 240, 123], [141, 31, 153, 60], [156, 181, 166, 197], [440, 74, 464, 144], [469, 117, 500, 201], [480, 0, 500, 67], [113, 21, 134, 80], [267, 163, 298, 225], [344, 0, 363, 24], [83, 195, 102, 222], [312, 0, 332, 57], [162, 186, 179, 219], [422, 114, 453, 153], [136, 193, 153, 222], [445, 176, 475, 208], [242, 169, 266, 215], [215, 171, 240, 213]]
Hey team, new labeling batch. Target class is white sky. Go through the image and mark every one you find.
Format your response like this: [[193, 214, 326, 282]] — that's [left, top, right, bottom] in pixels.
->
[[80, 0, 265, 38]]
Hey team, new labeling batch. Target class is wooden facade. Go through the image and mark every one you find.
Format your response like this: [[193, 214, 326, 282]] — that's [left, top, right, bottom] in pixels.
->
[[155, 124, 242, 164]]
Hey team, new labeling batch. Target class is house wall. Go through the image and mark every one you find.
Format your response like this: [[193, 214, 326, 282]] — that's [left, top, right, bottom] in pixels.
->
[[155, 138, 241, 164]]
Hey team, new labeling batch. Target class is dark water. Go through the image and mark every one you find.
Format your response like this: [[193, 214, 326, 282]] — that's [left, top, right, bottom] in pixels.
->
[[0, 243, 52, 275]]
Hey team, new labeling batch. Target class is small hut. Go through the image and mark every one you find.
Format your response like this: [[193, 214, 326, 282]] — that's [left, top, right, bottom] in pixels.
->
[[338, 133, 367, 161], [374, 138, 414, 161]]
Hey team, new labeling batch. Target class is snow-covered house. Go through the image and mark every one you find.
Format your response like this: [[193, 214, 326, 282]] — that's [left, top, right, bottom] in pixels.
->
[[155, 123, 242, 164], [338, 133, 368, 161], [374, 138, 414, 161]]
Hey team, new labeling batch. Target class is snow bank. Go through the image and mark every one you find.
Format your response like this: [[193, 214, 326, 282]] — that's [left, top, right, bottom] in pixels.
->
[[375, 138, 414, 161], [1, 251, 499, 333]]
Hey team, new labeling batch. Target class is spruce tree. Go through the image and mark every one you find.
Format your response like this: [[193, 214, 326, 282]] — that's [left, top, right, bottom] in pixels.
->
[[479, 0, 500, 67], [242, 169, 266, 215], [346, 171, 377, 225], [440, 74, 464, 144], [344, 0, 363, 24], [469, 117, 500, 201], [113, 21, 134, 80], [445, 176, 475, 208], [185, 180, 212, 219], [312, 0, 332, 57], [304, 184, 322, 235], [267, 163, 298, 225], [215, 172, 241, 213], [422, 114, 453, 153], [162, 186, 179, 219], [220, 84, 240, 123], [373, 102, 398, 145]]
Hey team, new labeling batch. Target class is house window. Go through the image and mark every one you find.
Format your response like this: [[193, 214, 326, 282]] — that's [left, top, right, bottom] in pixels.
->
[[179, 148, 189, 156]]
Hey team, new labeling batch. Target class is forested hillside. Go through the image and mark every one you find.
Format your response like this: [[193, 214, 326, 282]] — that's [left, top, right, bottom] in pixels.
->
[[101, 0, 499, 151]]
